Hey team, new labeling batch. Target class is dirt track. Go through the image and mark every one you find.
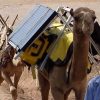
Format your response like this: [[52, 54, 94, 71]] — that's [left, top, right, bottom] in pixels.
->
[[0, 0, 100, 100]]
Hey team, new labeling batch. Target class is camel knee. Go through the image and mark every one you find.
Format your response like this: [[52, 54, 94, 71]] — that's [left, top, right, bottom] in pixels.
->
[[14, 73, 22, 88]]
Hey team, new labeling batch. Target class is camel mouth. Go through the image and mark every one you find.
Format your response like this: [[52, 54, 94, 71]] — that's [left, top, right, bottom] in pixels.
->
[[82, 28, 94, 35]]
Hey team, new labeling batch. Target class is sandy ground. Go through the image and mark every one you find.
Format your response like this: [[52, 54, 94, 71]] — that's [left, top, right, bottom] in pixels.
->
[[0, 0, 100, 100]]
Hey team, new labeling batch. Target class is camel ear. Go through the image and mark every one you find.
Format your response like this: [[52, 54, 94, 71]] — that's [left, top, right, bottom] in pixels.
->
[[91, 10, 96, 21], [70, 9, 74, 17], [91, 10, 95, 15]]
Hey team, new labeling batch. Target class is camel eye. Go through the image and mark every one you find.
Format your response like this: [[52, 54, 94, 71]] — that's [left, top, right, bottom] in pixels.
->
[[74, 13, 82, 21], [74, 16, 79, 21], [92, 16, 96, 21]]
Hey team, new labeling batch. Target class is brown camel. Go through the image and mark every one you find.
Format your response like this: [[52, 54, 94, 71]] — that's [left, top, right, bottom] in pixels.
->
[[0, 45, 25, 100], [0, 16, 25, 100], [37, 7, 96, 100]]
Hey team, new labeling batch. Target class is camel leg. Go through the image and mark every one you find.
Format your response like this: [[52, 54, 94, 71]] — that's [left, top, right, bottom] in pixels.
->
[[74, 89, 85, 100], [0, 77, 4, 85], [10, 86, 17, 100], [1, 71, 17, 100], [0, 73, 4, 85], [49, 67, 67, 100], [64, 89, 72, 100], [73, 78, 87, 100], [38, 71, 50, 100], [14, 70, 22, 88], [74, 85, 86, 100]]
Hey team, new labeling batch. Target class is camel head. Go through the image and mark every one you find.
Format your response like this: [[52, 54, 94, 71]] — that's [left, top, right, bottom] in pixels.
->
[[70, 7, 96, 35], [0, 45, 16, 62], [6, 45, 16, 59]]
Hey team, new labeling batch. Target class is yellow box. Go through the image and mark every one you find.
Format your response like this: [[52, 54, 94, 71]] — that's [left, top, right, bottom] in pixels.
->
[[20, 35, 49, 65]]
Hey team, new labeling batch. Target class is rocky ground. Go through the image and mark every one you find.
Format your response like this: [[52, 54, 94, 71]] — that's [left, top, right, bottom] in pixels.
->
[[0, 0, 100, 100]]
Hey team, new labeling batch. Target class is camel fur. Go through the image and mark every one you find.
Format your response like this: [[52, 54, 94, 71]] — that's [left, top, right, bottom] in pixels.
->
[[0, 45, 25, 100], [37, 7, 96, 100]]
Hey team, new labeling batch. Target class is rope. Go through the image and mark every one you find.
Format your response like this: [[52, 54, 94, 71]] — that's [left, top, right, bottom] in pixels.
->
[[89, 36, 100, 55], [89, 35, 100, 75], [66, 55, 72, 83], [39, 24, 67, 70]]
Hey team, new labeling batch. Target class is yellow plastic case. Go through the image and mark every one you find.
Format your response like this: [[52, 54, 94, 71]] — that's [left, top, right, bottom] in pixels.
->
[[20, 36, 49, 65]]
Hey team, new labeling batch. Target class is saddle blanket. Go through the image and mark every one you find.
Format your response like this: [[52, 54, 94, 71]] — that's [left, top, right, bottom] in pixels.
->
[[48, 22, 73, 62]]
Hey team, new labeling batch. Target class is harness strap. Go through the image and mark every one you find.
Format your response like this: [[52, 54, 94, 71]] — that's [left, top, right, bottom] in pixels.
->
[[66, 55, 72, 83], [90, 37, 100, 56], [88, 52, 96, 64], [89, 36, 100, 74]]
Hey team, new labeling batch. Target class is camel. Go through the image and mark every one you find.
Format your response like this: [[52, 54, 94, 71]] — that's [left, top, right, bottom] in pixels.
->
[[0, 15, 25, 100], [37, 7, 96, 100], [0, 45, 24, 100]]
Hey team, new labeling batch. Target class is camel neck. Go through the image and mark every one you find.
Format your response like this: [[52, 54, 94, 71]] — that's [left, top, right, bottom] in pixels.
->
[[71, 32, 89, 81]]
